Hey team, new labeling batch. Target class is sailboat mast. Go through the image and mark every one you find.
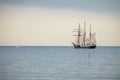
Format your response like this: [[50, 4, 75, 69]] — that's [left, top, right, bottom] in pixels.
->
[[18, 36, 20, 45], [83, 21, 86, 46], [90, 24, 91, 45], [77, 23, 80, 46]]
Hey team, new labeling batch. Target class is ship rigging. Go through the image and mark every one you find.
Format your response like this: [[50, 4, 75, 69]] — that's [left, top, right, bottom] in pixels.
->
[[72, 21, 96, 49]]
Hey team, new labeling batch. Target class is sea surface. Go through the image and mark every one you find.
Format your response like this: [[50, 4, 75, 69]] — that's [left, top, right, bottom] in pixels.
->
[[0, 46, 120, 80]]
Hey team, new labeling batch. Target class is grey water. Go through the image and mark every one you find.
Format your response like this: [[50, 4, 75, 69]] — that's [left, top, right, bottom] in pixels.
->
[[0, 46, 120, 80]]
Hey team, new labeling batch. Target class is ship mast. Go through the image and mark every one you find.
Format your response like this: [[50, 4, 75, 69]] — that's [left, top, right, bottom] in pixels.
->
[[83, 21, 86, 47], [77, 23, 80, 46], [90, 24, 91, 45], [89, 24, 91, 45]]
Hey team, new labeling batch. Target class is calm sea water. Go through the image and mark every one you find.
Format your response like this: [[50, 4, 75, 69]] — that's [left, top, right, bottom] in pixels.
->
[[0, 46, 120, 80]]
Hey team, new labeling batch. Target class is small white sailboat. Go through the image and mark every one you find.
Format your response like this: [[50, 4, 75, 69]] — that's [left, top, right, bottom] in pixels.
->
[[16, 36, 21, 48]]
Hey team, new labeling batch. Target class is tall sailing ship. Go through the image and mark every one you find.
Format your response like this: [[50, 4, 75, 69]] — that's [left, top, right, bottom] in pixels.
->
[[72, 21, 96, 49]]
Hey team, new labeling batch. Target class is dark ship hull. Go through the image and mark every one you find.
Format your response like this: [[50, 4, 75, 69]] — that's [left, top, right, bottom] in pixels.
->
[[87, 45, 96, 49], [73, 45, 96, 49]]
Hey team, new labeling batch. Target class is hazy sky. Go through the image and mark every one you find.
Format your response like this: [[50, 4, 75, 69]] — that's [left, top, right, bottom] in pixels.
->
[[0, 0, 120, 46]]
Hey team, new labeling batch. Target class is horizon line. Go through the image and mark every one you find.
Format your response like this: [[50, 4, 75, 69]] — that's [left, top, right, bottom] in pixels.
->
[[0, 46, 120, 47]]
